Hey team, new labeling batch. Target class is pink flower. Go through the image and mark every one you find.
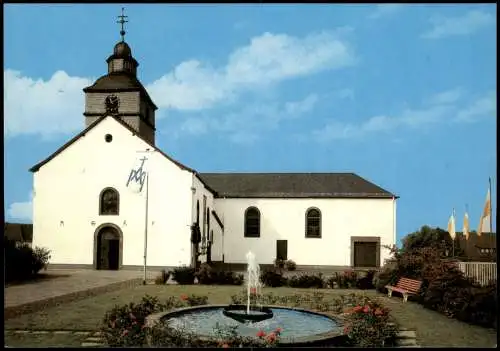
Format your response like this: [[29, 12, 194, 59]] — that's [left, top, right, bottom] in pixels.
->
[[266, 332, 277, 342], [274, 327, 282, 334], [256, 330, 266, 338], [250, 287, 257, 295], [222, 343, 230, 348], [353, 306, 363, 313], [374, 308, 383, 316], [363, 305, 370, 313], [122, 329, 129, 336], [343, 326, 350, 334]]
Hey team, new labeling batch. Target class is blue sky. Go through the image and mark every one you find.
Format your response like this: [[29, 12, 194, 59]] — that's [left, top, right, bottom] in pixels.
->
[[4, 4, 497, 244]]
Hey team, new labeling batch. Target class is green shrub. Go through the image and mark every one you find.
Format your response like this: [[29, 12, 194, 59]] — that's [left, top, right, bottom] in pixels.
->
[[373, 267, 399, 294], [327, 270, 358, 289], [148, 322, 282, 347], [195, 263, 244, 285], [194, 263, 213, 284], [101, 295, 170, 346], [422, 264, 480, 316], [285, 259, 297, 271], [172, 266, 196, 285], [4, 238, 51, 283], [31, 246, 51, 272], [154, 270, 170, 285], [459, 283, 497, 328], [180, 293, 208, 306], [273, 258, 285, 273], [343, 300, 399, 347], [213, 271, 244, 285], [101, 294, 210, 347], [260, 269, 287, 287], [287, 273, 324, 288], [356, 270, 377, 290]]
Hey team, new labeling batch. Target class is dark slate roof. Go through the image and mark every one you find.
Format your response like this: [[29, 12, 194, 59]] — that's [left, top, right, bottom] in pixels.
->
[[198, 173, 397, 199], [83, 72, 157, 110], [4, 223, 33, 243]]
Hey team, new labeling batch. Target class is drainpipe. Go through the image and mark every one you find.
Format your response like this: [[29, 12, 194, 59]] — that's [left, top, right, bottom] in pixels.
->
[[393, 196, 397, 249], [191, 184, 197, 268], [222, 197, 226, 263]]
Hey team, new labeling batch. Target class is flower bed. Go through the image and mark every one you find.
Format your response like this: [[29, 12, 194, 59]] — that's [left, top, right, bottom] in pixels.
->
[[342, 301, 398, 347], [260, 268, 377, 290]]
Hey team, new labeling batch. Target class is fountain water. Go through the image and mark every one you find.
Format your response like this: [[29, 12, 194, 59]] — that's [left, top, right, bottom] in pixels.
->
[[222, 251, 273, 323], [246, 251, 261, 314]]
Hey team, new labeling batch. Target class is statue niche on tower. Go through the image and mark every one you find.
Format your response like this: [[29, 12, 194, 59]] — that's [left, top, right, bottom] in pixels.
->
[[105, 94, 120, 115]]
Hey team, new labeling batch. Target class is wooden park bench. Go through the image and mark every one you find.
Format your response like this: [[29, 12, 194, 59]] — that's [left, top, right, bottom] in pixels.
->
[[385, 277, 422, 302]]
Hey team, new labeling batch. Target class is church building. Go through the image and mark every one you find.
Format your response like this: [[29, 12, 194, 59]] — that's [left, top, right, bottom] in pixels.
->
[[30, 20, 398, 271]]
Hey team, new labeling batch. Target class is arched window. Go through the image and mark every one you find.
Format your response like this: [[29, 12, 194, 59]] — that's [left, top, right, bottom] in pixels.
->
[[244, 207, 261, 237], [196, 200, 200, 224], [305, 207, 321, 238], [99, 188, 119, 215]]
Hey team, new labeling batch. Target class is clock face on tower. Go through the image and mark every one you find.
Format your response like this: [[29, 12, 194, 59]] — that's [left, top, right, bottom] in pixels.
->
[[105, 95, 120, 115]]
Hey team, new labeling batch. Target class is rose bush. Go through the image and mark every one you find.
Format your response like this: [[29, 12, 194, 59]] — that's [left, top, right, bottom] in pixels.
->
[[101, 293, 209, 346], [342, 300, 398, 347]]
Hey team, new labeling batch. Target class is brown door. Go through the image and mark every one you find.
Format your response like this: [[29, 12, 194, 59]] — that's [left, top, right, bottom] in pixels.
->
[[353, 242, 377, 267], [97, 227, 120, 270], [108, 239, 120, 270], [276, 240, 288, 261], [99, 236, 110, 270]]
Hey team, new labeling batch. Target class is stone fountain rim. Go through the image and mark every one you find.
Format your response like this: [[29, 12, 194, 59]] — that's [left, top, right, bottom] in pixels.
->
[[145, 304, 345, 346]]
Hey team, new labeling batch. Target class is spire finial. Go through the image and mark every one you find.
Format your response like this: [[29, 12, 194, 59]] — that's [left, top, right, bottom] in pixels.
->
[[117, 7, 128, 42]]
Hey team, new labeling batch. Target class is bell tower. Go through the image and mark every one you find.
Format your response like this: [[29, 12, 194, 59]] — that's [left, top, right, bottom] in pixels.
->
[[82, 8, 157, 145]]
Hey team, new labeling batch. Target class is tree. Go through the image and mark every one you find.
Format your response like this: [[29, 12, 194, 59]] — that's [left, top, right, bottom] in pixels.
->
[[402, 225, 464, 257]]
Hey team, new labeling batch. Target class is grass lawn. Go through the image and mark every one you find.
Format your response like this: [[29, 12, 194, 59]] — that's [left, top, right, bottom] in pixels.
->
[[4, 332, 87, 348], [4, 285, 497, 348]]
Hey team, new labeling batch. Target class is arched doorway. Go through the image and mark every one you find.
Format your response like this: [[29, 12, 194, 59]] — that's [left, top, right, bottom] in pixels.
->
[[94, 225, 122, 270]]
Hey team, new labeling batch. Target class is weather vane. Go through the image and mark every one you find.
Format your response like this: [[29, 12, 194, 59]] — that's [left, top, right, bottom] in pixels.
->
[[117, 7, 128, 42]]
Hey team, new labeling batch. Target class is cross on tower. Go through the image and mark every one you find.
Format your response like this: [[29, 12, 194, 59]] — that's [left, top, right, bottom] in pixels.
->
[[117, 7, 128, 42]]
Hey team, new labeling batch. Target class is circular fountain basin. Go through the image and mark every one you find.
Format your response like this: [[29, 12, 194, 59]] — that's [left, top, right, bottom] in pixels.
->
[[146, 304, 346, 347], [223, 304, 274, 323]]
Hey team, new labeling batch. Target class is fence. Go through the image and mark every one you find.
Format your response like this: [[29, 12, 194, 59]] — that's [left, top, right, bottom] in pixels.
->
[[456, 261, 497, 286]]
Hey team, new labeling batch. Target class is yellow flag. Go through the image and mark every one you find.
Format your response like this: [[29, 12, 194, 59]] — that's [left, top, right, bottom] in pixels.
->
[[448, 211, 456, 240], [478, 188, 491, 237], [463, 212, 470, 240]]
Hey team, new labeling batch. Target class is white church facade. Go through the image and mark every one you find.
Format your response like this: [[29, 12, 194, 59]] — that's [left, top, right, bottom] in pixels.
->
[[30, 31, 398, 271]]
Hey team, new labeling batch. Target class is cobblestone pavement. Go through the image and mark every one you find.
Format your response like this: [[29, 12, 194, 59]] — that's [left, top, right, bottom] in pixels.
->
[[4, 268, 164, 319], [4, 268, 160, 309]]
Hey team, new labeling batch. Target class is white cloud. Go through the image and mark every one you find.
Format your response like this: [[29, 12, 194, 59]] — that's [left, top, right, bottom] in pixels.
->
[[148, 30, 356, 111], [368, 4, 403, 19], [4, 70, 92, 138], [4, 29, 355, 139], [311, 89, 496, 143], [177, 93, 319, 144], [422, 10, 495, 39], [426, 87, 464, 105], [7, 193, 33, 222], [455, 90, 496, 123]]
